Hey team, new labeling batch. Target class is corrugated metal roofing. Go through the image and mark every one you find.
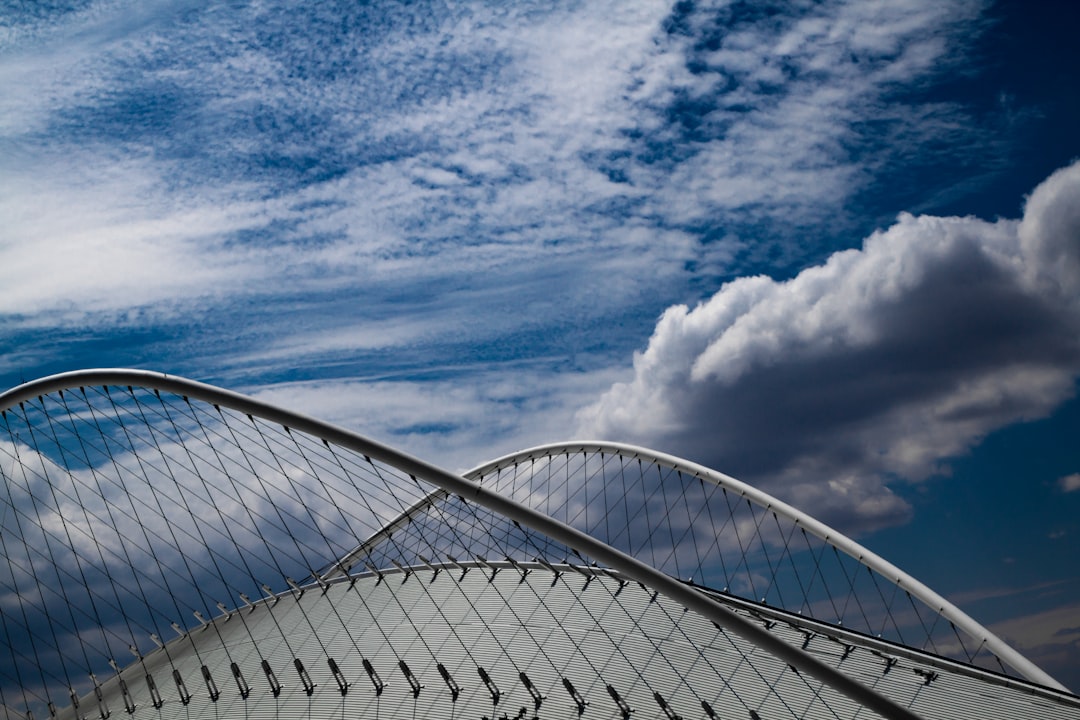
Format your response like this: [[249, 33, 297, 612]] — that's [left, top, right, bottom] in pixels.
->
[[2, 372, 1065, 717], [66, 563, 1080, 720]]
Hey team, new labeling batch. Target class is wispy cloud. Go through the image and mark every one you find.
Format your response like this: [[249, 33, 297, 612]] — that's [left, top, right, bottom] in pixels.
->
[[1, 0, 989, 336], [1060, 473, 1080, 493], [989, 601, 1080, 691], [246, 365, 627, 474], [0, 0, 1026, 519], [578, 161, 1080, 533]]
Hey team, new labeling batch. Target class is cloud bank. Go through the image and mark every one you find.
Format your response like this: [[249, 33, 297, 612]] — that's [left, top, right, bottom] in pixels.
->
[[579, 161, 1080, 533], [0, 0, 986, 332]]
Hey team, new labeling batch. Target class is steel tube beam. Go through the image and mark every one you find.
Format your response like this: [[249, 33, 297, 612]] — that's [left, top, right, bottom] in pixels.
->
[[469, 441, 1068, 693], [2, 369, 931, 719]]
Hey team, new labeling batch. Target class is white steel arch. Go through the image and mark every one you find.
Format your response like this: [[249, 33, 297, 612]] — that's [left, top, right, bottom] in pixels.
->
[[0, 369, 1073, 720], [337, 439, 1065, 691], [466, 441, 1067, 692], [0, 368, 921, 720]]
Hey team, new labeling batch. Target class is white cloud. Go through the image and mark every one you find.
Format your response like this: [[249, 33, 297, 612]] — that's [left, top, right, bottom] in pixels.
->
[[625, 0, 987, 231], [246, 366, 626, 474], [989, 601, 1080, 691], [1060, 473, 1080, 493], [0, 0, 989, 336], [578, 161, 1080, 533], [0, 1, 1032, 520], [0, 156, 275, 317]]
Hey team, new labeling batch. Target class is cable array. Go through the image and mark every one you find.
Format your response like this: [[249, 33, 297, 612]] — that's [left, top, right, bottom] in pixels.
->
[[0, 373, 1069, 720], [467, 446, 1017, 676]]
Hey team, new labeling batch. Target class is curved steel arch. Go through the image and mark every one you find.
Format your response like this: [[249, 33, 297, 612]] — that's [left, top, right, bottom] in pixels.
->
[[5, 369, 1073, 713], [467, 441, 1065, 691], [348, 439, 1064, 692], [1, 368, 924, 720]]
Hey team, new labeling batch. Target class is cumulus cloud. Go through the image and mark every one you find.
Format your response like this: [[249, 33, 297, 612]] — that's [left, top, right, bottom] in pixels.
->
[[1060, 473, 1080, 493], [578, 161, 1080, 533]]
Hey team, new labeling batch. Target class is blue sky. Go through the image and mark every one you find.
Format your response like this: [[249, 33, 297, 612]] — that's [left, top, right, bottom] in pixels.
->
[[2, 0, 1079, 690]]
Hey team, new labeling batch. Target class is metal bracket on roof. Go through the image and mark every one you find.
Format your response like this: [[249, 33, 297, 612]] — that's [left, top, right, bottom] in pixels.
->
[[231, 662, 251, 699], [653, 691, 681, 720], [533, 556, 564, 584], [563, 678, 588, 715], [201, 665, 221, 701], [328, 657, 349, 695], [607, 684, 633, 718], [286, 577, 306, 597], [437, 663, 460, 702], [478, 666, 501, 704], [261, 584, 281, 605], [505, 557, 530, 582], [391, 557, 415, 581], [567, 563, 595, 589], [90, 674, 110, 719], [146, 674, 163, 708], [294, 658, 316, 696], [362, 561, 385, 583], [363, 658, 385, 696], [476, 556, 500, 582], [118, 676, 135, 714], [913, 667, 939, 685], [173, 669, 192, 706], [447, 555, 471, 579], [313, 571, 331, 594], [871, 650, 898, 674], [417, 554, 442, 580], [601, 567, 628, 587], [262, 660, 282, 697], [519, 672, 545, 709], [399, 660, 423, 697]]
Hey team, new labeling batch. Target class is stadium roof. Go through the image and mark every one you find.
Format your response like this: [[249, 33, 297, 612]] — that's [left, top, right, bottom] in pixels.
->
[[0, 369, 1076, 719]]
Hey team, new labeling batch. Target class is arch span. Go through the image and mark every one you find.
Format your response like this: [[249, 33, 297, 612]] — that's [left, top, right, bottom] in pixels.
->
[[465, 441, 1065, 690], [0, 369, 1071, 720]]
